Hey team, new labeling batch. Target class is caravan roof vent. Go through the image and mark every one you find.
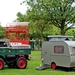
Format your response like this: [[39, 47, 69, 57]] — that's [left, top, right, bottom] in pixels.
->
[[47, 35, 73, 41]]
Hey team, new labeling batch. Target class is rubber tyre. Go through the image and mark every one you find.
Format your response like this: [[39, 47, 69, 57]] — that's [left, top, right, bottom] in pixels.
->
[[16, 57, 27, 69], [51, 63, 56, 70], [0, 58, 4, 70]]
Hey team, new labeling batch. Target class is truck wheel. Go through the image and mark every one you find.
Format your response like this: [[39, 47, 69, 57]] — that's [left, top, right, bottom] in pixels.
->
[[0, 58, 4, 70], [16, 57, 27, 69], [51, 63, 56, 70]]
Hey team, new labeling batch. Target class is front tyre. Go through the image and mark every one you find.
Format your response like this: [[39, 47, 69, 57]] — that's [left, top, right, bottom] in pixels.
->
[[0, 58, 4, 70], [16, 57, 27, 69]]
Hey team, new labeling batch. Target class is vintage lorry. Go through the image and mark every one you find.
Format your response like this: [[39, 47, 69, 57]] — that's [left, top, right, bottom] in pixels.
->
[[0, 39, 31, 70], [36, 35, 75, 70]]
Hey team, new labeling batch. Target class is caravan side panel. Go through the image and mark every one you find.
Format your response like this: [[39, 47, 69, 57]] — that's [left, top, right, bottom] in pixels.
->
[[50, 41, 71, 67]]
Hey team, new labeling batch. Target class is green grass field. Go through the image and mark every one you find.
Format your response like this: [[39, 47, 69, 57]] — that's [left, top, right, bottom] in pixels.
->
[[0, 51, 75, 75]]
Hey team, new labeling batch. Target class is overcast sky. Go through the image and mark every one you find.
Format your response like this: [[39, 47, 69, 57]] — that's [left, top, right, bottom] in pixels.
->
[[0, 0, 27, 27]]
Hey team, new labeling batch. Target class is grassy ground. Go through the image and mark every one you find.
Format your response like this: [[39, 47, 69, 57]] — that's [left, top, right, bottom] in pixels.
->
[[0, 51, 75, 75]]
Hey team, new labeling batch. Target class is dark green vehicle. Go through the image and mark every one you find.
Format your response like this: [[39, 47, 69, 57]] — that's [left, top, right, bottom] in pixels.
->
[[0, 39, 31, 70]]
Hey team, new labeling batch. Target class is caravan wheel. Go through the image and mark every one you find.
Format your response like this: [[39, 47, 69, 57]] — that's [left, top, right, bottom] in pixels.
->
[[51, 63, 56, 70]]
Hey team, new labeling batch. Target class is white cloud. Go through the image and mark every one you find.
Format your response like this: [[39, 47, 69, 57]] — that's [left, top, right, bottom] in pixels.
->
[[0, 0, 27, 27]]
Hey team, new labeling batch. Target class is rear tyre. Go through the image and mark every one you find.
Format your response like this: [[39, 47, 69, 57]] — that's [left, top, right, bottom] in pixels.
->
[[51, 63, 56, 70], [16, 57, 27, 69], [0, 58, 4, 70]]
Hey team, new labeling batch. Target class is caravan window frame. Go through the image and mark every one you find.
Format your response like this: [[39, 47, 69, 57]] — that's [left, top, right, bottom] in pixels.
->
[[54, 46, 64, 54]]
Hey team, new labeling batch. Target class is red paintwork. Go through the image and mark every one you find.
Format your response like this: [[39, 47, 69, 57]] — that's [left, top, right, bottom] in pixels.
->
[[6, 24, 30, 45], [17, 58, 27, 69], [0, 60, 4, 69], [10, 40, 30, 44], [51, 63, 56, 69]]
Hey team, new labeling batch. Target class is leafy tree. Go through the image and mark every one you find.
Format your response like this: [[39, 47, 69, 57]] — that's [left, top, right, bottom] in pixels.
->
[[15, 12, 25, 22], [15, 9, 52, 39], [33, 20, 52, 39], [23, 0, 75, 35], [18, 1, 53, 39], [0, 26, 6, 39]]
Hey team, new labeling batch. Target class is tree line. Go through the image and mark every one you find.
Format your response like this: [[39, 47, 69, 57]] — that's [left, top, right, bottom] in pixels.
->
[[16, 0, 75, 40], [0, 0, 75, 40]]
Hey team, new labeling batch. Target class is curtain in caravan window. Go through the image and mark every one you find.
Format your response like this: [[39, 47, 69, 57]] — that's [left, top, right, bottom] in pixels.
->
[[72, 47, 75, 55], [54, 46, 64, 54]]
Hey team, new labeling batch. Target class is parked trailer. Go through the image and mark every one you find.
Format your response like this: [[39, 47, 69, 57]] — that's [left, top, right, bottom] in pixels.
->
[[36, 35, 75, 70], [0, 39, 31, 70]]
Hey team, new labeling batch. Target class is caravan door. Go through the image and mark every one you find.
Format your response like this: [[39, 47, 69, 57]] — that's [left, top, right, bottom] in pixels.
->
[[42, 42, 51, 65]]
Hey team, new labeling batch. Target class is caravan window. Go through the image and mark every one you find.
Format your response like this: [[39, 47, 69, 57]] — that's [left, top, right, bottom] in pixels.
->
[[72, 47, 75, 55], [54, 46, 64, 54]]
